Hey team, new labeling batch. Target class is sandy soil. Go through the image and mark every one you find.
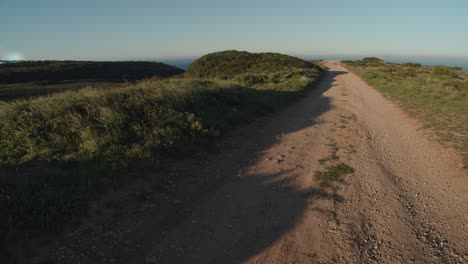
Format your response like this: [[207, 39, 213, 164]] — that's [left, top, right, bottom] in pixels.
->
[[43, 61, 468, 264]]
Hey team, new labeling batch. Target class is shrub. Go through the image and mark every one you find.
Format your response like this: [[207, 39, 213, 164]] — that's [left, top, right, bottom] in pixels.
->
[[432, 66, 459, 78], [402, 63, 422, 67], [444, 80, 468, 92], [397, 68, 417, 78], [361, 57, 384, 63]]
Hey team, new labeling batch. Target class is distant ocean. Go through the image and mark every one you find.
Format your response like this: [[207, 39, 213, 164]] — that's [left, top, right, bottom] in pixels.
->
[[158, 56, 468, 71], [159, 58, 196, 70]]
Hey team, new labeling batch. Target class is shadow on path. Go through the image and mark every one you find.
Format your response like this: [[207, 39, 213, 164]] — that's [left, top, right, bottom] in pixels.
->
[[49, 70, 347, 263], [129, 70, 348, 264]]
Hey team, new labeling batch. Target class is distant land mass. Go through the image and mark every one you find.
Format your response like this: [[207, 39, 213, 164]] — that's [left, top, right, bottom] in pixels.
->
[[0, 60, 183, 84], [159, 56, 468, 70], [0, 60, 184, 100], [160, 58, 197, 70], [302, 55, 468, 70]]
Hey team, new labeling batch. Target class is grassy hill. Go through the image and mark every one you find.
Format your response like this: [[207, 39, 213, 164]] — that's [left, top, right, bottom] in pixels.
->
[[0, 51, 323, 244], [186, 50, 320, 81], [343, 59, 468, 167]]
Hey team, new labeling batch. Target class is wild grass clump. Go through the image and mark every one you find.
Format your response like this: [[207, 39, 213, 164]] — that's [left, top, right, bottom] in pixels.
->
[[343, 59, 468, 168], [0, 51, 322, 233], [314, 163, 354, 187], [402, 62, 422, 67], [432, 65, 459, 79], [442, 80, 468, 92], [343, 57, 383, 67]]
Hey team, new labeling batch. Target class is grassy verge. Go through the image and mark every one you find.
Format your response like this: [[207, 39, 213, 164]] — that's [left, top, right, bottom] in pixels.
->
[[343, 59, 468, 167], [0, 51, 323, 243]]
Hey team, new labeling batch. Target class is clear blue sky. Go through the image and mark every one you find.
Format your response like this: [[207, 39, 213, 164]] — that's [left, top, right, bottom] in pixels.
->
[[1, 0, 467, 60]]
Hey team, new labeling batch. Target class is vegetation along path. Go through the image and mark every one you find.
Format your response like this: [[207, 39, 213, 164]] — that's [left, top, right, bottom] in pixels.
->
[[49, 61, 468, 263]]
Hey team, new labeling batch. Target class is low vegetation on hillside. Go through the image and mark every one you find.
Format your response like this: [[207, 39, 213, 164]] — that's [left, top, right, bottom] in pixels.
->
[[343, 59, 468, 166], [0, 51, 322, 238], [186, 50, 321, 82], [0, 81, 131, 101]]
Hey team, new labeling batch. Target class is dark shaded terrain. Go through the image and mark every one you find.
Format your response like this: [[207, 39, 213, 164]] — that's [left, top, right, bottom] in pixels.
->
[[0, 61, 183, 84], [0, 61, 184, 101]]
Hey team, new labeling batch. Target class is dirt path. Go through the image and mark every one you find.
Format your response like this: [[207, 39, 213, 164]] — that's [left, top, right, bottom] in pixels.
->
[[47, 61, 468, 264]]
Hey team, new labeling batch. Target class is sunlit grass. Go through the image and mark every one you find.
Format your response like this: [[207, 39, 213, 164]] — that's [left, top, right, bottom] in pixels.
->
[[343, 59, 468, 167]]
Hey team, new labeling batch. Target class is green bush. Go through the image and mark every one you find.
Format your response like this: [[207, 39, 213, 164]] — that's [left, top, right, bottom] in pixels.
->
[[443, 80, 468, 92], [432, 65, 459, 78], [397, 68, 417, 78], [361, 57, 384, 63], [402, 63, 422, 67]]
